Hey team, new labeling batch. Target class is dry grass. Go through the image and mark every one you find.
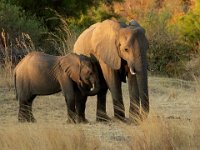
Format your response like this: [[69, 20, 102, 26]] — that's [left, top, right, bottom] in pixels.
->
[[0, 124, 100, 150], [0, 30, 36, 90], [45, 9, 77, 55], [0, 71, 200, 149]]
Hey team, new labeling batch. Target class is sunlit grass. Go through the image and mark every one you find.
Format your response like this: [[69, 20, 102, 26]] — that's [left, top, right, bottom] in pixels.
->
[[0, 123, 100, 150]]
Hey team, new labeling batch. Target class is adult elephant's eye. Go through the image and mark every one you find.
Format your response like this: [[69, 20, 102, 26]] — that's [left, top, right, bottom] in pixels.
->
[[124, 48, 128, 52], [89, 72, 93, 76]]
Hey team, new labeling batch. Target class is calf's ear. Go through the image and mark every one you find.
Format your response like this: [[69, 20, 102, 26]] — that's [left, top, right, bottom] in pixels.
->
[[59, 54, 82, 85]]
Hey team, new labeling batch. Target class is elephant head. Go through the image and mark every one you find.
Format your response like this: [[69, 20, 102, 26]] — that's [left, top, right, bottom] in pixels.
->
[[59, 54, 100, 95], [91, 20, 148, 74], [78, 55, 100, 95]]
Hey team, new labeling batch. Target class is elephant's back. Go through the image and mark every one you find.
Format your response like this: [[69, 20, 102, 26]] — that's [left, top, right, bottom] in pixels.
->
[[73, 22, 101, 56], [15, 52, 56, 72], [14, 52, 59, 85]]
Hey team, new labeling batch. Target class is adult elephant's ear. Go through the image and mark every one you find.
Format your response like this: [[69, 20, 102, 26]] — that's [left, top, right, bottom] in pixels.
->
[[134, 27, 149, 54], [129, 20, 149, 53], [91, 20, 121, 70]]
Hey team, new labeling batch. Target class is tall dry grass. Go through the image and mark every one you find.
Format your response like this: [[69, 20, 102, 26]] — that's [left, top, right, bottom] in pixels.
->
[[45, 9, 77, 56], [0, 30, 35, 89], [0, 117, 198, 150], [0, 124, 100, 150], [122, 115, 196, 150]]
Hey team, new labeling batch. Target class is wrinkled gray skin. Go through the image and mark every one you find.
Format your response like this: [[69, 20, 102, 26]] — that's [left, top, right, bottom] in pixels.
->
[[74, 19, 149, 124], [14, 52, 100, 123]]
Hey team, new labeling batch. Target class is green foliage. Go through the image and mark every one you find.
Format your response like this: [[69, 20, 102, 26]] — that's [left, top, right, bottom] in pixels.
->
[[183, 52, 200, 80], [7, 0, 91, 17], [68, 2, 119, 31], [6, 0, 121, 32], [0, 1, 47, 47], [143, 9, 191, 77], [178, 0, 200, 44], [0, 0, 120, 55]]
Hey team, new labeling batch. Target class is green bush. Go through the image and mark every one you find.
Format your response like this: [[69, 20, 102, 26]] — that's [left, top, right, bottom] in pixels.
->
[[0, 1, 47, 47], [183, 52, 200, 80], [6, 0, 121, 32], [142, 9, 191, 77], [0, 0, 121, 55], [68, 2, 119, 31], [177, 0, 200, 45]]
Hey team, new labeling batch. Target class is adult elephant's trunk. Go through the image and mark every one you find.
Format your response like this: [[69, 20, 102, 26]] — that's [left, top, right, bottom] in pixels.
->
[[128, 55, 149, 123], [136, 61, 149, 119]]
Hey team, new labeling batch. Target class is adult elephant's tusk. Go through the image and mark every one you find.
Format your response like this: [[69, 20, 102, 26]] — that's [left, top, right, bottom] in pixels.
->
[[90, 83, 95, 91], [130, 68, 136, 75]]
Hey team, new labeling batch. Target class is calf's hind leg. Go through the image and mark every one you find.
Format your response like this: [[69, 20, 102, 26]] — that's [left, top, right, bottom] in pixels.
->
[[18, 94, 36, 122]]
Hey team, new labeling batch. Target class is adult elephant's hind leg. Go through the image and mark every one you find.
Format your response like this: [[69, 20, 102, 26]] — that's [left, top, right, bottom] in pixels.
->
[[18, 94, 36, 123], [96, 88, 111, 122]]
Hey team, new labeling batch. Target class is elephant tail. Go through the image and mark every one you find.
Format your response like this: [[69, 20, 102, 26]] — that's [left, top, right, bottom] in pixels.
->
[[14, 71, 18, 100]]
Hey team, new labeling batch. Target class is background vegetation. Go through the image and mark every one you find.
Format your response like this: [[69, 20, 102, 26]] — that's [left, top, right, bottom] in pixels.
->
[[0, 0, 200, 78]]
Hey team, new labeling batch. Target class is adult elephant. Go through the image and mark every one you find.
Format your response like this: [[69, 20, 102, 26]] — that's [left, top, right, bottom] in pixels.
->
[[74, 19, 149, 123]]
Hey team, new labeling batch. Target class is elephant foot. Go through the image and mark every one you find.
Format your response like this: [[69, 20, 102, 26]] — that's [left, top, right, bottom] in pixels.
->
[[67, 116, 77, 124], [113, 109, 126, 122], [113, 112, 126, 122], [140, 111, 149, 122], [76, 117, 89, 124], [29, 116, 36, 123], [128, 118, 141, 126], [113, 116, 128, 123], [18, 116, 27, 123], [96, 114, 111, 122], [81, 118, 89, 124], [18, 113, 36, 123]]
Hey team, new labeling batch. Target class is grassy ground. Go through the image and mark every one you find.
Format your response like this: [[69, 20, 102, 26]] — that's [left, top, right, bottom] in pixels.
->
[[0, 73, 199, 149]]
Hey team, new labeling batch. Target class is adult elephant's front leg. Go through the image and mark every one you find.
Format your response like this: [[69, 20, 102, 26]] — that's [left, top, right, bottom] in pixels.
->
[[97, 82, 125, 121], [99, 61, 125, 121]]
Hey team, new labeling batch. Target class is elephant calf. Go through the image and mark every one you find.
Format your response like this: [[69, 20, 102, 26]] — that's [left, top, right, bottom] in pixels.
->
[[14, 52, 100, 123]]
